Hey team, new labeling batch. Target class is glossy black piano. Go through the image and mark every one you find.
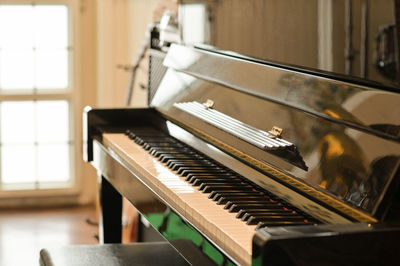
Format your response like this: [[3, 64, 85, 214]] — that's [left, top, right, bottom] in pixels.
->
[[84, 43, 400, 265]]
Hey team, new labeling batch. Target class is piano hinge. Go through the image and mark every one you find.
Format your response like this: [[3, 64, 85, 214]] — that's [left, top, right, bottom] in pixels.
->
[[268, 126, 283, 139], [202, 99, 215, 109]]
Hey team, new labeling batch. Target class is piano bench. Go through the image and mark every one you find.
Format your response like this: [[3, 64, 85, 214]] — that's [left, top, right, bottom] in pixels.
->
[[39, 242, 190, 266]]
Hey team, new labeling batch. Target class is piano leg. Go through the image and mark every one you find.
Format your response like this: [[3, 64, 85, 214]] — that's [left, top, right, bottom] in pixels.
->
[[99, 175, 122, 243]]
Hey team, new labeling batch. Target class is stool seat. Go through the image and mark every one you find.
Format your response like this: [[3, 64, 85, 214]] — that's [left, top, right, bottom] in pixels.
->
[[39, 242, 190, 266]]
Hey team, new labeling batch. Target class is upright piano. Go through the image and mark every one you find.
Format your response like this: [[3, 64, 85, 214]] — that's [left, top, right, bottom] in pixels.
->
[[84, 44, 400, 265]]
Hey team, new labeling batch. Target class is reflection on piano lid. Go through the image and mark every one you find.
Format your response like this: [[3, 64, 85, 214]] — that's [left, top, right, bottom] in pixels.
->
[[84, 44, 400, 265]]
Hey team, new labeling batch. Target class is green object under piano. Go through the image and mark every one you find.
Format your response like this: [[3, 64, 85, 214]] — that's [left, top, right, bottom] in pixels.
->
[[145, 211, 235, 266]]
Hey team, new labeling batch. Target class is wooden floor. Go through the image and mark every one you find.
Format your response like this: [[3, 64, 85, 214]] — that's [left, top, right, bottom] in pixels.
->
[[0, 205, 98, 266]]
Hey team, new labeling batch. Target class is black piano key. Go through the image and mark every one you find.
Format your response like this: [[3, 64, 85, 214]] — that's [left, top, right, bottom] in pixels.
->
[[127, 131, 136, 139], [152, 151, 168, 157], [160, 155, 203, 164], [142, 139, 178, 144], [146, 145, 181, 151], [179, 169, 229, 177], [148, 145, 184, 151], [224, 199, 281, 206], [217, 193, 270, 199], [186, 173, 238, 182], [228, 203, 288, 213], [127, 128, 162, 134], [246, 215, 307, 225], [241, 212, 299, 222], [256, 220, 315, 230], [188, 175, 241, 183], [198, 180, 247, 186], [153, 151, 194, 158], [135, 134, 170, 138], [201, 185, 255, 193], [150, 149, 191, 156], [174, 165, 214, 171], [217, 195, 271, 205], [173, 161, 216, 168], [148, 143, 182, 148], [200, 180, 248, 186], [156, 151, 198, 159], [206, 184, 254, 192], [143, 143, 182, 150], [198, 182, 250, 191], [141, 139, 179, 144], [225, 201, 283, 211], [176, 166, 224, 175], [216, 194, 270, 201], [166, 159, 210, 165], [167, 160, 215, 169], [171, 163, 216, 172], [209, 191, 264, 200], [134, 138, 145, 145], [131, 131, 163, 136], [165, 157, 212, 162], [237, 209, 297, 219], [192, 178, 243, 186], [138, 133, 171, 138], [169, 158, 215, 165], [199, 183, 251, 190], [156, 152, 199, 158], [236, 207, 291, 215]]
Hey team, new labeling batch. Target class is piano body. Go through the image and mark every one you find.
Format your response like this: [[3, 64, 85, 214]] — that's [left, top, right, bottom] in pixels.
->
[[84, 44, 400, 265]]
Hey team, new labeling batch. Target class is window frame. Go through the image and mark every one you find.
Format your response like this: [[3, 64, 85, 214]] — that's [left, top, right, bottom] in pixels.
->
[[0, 0, 86, 202]]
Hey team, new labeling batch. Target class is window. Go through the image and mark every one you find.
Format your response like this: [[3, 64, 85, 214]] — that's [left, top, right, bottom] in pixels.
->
[[0, 4, 73, 191]]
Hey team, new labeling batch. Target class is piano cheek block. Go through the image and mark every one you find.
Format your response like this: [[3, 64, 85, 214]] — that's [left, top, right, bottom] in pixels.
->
[[253, 226, 400, 266]]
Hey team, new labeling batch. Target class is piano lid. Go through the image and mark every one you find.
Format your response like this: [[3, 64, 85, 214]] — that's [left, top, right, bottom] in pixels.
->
[[151, 44, 400, 221]]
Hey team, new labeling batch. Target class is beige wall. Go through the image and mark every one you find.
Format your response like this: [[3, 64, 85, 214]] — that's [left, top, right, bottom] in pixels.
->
[[96, 0, 177, 108], [96, 0, 131, 107], [77, 0, 98, 205]]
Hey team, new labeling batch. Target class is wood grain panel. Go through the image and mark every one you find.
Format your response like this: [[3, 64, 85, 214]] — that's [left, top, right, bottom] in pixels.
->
[[210, 0, 319, 67]]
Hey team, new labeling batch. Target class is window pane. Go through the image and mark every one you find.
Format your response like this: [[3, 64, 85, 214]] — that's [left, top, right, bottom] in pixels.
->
[[0, 49, 35, 90], [37, 100, 69, 143], [36, 49, 68, 89], [2, 144, 35, 184], [1, 101, 35, 144], [0, 5, 34, 48], [34, 5, 68, 48], [0, 4, 72, 190], [37, 144, 70, 182]]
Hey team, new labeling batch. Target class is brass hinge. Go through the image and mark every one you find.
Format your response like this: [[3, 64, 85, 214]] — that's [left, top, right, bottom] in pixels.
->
[[268, 126, 283, 139]]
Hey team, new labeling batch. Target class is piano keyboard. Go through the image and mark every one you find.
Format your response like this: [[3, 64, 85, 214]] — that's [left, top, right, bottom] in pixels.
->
[[126, 128, 318, 229], [101, 127, 319, 265]]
